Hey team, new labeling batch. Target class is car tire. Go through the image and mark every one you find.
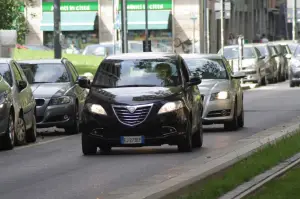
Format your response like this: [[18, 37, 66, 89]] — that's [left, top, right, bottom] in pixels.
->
[[26, 113, 37, 143], [238, 102, 244, 128], [178, 120, 193, 152], [82, 133, 97, 155], [15, 116, 26, 146], [64, 104, 80, 135], [224, 102, 239, 131], [192, 118, 203, 148], [0, 113, 15, 150], [290, 81, 295, 87]]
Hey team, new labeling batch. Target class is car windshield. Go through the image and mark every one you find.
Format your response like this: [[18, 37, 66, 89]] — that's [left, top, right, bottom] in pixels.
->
[[294, 45, 300, 57], [289, 44, 299, 54], [184, 58, 228, 79], [0, 63, 13, 86], [256, 46, 269, 56], [93, 58, 181, 88], [19, 63, 70, 84], [223, 47, 256, 59]]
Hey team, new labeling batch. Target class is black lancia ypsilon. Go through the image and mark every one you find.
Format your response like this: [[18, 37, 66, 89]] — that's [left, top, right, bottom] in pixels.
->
[[78, 53, 203, 155]]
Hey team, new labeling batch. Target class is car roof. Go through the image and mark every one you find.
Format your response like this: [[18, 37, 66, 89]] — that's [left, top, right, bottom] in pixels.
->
[[0, 58, 13, 64], [180, 53, 223, 59], [17, 59, 63, 64], [105, 52, 177, 60]]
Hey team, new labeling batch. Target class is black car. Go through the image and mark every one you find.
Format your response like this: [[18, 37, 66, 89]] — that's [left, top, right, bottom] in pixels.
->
[[0, 59, 36, 150], [17, 58, 88, 134], [78, 53, 203, 155]]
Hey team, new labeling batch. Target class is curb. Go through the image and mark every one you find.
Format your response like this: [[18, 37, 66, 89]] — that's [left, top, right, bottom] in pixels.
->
[[112, 118, 300, 199]]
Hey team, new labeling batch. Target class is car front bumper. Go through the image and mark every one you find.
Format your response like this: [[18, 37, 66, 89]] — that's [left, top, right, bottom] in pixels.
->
[[241, 69, 259, 82], [35, 98, 76, 128], [201, 95, 234, 124], [81, 107, 189, 147]]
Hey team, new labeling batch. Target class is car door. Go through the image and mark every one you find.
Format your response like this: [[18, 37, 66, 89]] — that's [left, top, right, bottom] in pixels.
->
[[65, 61, 86, 116], [10, 61, 33, 127], [180, 57, 201, 133]]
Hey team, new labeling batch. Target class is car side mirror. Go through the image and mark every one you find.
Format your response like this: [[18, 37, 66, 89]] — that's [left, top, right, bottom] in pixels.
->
[[18, 80, 27, 90], [231, 71, 246, 79], [285, 54, 292, 59], [187, 76, 202, 86], [77, 76, 91, 89]]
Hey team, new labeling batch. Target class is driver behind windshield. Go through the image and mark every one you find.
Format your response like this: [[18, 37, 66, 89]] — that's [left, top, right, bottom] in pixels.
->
[[154, 63, 178, 87]]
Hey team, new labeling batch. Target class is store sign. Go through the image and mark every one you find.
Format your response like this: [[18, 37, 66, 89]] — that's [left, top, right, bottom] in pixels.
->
[[43, 2, 98, 12], [119, 0, 172, 10]]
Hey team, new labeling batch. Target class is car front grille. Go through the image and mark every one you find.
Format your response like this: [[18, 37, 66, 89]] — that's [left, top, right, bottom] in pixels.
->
[[35, 98, 45, 106], [112, 104, 153, 126]]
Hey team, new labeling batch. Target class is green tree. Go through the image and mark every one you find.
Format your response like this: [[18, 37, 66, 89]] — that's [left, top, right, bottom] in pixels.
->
[[0, 0, 32, 44]]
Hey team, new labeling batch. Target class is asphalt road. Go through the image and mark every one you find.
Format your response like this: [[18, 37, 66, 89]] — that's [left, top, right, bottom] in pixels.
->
[[1, 81, 300, 199]]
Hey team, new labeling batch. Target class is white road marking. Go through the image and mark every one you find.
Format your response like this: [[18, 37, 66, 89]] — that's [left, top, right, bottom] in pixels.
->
[[16, 135, 77, 150]]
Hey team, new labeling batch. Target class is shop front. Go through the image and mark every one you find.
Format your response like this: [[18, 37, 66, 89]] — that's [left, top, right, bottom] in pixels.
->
[[40, 1, 99, 50], [118, 0, 173, 52]]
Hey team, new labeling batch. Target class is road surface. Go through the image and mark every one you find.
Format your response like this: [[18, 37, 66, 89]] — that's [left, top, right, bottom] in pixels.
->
[[1, 81, 300, 199]]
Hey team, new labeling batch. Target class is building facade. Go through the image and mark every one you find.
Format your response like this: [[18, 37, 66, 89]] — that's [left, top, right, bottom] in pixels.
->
[[24, 0, 288, 53]]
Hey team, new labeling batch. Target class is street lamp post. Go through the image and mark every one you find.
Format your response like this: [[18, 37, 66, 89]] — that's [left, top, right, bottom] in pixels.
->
[[53, 0, 61, 59], [190, 15, 197, 54]]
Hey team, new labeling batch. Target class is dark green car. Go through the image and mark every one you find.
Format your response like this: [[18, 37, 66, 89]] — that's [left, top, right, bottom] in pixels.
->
[[0, 58, 37, 150]]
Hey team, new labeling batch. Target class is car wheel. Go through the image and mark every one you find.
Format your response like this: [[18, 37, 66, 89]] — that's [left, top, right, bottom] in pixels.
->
[[238, 102, 244, 128], [290, 81, 295, 87], [82, 133, 97, 155], [224, 102, 239, 131], [26, 113, 37, 143], [192, 119, 203, 148], [178, 119, 193, 152], [64, 104, 80, 135], [15, 116, 26, 146], [0, 113, 15, 150]]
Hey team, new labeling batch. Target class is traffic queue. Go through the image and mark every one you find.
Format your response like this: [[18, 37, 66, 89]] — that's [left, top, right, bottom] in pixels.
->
[[0, 40, 298, 154]]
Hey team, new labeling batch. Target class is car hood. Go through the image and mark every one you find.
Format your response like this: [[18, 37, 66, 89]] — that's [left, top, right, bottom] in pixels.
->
[[31, 83, 72, 98], [227, 58, 257, 72], [90, 86, 182, 105], [198, 79, 230, 96]]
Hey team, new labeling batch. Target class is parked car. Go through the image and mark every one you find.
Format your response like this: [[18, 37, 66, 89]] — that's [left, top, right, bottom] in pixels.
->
[[268, 44, 287, 81], [288, 44, 300, 87], [181, 54, 245, 130], [253, 43, 278, 83], [221, 45, 267, 85], [17, 58, 89, 134], [78, 52, 203, 155], [82, 43, 121, 57], [272, 40, 299, 54], [0, 58, 36, 150]]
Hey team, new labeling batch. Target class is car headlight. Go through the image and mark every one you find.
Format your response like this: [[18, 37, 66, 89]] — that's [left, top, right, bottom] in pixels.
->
[[87, 103, 107, 115], [49, 96, 71, 105], [158, 101, 184, 114], [210, 91, 230, 101]]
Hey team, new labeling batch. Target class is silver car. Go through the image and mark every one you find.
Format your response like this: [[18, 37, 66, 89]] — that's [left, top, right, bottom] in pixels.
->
[[221, 45, 267, 85], [182, 54, 245, 131]]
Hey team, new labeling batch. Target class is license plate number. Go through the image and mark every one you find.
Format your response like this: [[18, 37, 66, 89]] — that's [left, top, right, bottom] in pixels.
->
[[120, 136, 144, 144]]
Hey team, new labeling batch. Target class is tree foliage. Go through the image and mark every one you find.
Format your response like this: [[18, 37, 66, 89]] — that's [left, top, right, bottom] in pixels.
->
[[0, 0, 31, 44]]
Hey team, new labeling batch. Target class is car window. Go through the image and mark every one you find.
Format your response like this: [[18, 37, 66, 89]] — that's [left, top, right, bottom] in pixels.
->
[[66, 62, 78, 82], [19, 63, 70, 84], [223, 47, 256, 59], [11, 62, 23, 82], [270, 46, 278, 56], [93, 58, 181, 88], [0, 63, 13, 86], [288, 44, 298, 54], [183, 58, 228, 79], [256, 46, 269, 56], [294, 45, 300, 57]]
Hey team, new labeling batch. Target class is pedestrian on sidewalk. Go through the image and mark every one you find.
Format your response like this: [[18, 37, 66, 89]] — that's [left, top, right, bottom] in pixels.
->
[[261, 34, 269, 43], [227, 33, 237, 45]]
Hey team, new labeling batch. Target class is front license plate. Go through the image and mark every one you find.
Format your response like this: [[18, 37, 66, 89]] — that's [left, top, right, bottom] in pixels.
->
[[120, 136, 145, 144]]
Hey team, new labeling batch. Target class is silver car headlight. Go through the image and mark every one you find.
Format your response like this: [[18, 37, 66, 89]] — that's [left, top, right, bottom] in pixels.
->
[[49, 96, 71, 105], [210, 91, 230, 101], [158, 101, 184, 114], [87, 103, 107, 116]]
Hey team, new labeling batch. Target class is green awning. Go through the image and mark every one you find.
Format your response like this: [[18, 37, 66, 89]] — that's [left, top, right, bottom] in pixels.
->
[[125, 10, 171, 30], [40, 12, 97, 31]]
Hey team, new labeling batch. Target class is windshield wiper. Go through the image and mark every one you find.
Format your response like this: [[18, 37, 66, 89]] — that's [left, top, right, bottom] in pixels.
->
[[116, 84, 157, 88]]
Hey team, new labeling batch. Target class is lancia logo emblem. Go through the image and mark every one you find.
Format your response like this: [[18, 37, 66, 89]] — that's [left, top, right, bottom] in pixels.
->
[[126, 106, 137, 113]]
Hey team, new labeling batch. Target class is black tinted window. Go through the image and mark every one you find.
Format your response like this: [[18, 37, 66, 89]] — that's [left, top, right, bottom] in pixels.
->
[[19, 63, 70, 84], [184, 58, 228, 79], [223, 47, 256, 59], [93, 58, 181, 88], [0, 64, 13, 86]]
